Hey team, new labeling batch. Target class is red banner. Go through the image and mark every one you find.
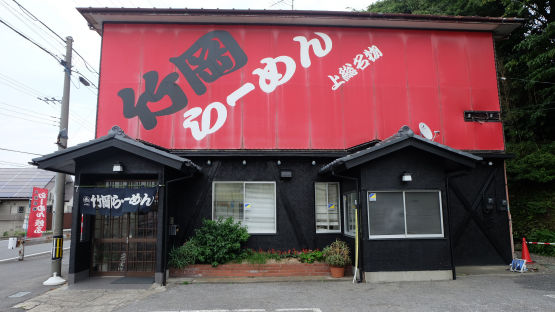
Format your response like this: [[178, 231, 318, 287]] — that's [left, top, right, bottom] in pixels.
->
[[97, 24, 504, 151], [26, 187, 48, 238]]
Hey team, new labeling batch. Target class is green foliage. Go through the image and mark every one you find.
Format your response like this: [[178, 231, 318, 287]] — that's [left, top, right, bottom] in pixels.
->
[[527, 229, 555, 256], [168, 240, 199, 269], [236, 248, 324, 264], [191, 218, 250, 267], [323, 240, 351, 267], [298, 250, 323, 264]]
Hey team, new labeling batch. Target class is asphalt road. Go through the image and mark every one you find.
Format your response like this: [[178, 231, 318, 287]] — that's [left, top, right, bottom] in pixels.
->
[[117, 274, 555, 312], [0, 240, 69, 311], [0, 239, 69, 261]]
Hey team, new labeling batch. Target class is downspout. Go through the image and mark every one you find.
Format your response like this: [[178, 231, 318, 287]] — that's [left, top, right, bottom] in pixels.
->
[[331, 169, 363, 283], [445, 170, 469, 281]]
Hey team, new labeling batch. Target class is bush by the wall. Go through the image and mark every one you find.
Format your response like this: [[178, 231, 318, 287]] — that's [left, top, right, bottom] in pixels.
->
[[190, 217, 250, 267], [168, 240, 199, 269]]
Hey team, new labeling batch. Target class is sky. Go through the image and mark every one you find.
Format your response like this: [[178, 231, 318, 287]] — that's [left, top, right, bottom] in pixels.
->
[[0, 0, 377, 168]]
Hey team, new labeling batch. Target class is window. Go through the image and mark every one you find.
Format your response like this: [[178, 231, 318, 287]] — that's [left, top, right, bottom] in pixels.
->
[[213, 182, 276, 234], [343, 192, 357, 237], [315, 182, 340, 233], [367, 191, 443, 238]]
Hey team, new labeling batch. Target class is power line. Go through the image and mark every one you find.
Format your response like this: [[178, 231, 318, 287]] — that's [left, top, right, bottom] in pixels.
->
[[0, 0, 66, 56], [0, 102, 59, 119], [0, 146, 43, 156], [0, 111, 59, 126], [0, 106, 60, 122], [11, 0, 100, 76], [0, 17, 62, 63], [0, 160, 31, 168], [0, 72, 48, 98]]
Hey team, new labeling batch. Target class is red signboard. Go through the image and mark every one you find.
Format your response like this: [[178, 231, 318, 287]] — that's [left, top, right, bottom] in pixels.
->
[[27, 187, 48, 238], [97, 24, 504, 151]]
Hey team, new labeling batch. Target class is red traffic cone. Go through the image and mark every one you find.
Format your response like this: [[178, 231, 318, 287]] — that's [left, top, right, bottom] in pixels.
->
[[522, 237, 534, 263]]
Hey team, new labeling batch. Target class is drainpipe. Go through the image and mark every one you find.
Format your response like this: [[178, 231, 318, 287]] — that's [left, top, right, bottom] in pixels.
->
[[445, 170, 469, 281], [331, 169, 363, 283]]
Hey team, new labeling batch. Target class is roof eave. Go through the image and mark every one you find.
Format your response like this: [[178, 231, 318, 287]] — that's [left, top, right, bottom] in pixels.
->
[[77, 8, 522, 38]]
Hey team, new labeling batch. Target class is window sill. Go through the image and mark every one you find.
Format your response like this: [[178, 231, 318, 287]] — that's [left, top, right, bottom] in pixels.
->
[[316, 230, 342, 234]]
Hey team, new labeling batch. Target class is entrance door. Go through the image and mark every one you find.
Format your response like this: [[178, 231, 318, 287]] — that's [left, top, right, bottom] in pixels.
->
[[91, 180, 157, 276]]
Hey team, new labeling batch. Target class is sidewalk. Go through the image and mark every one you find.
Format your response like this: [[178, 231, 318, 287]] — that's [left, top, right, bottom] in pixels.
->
[[12, 253, 554, 312]]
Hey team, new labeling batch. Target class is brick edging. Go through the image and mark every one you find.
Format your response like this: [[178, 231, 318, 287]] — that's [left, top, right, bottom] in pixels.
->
[[170, 263, 332, 277]]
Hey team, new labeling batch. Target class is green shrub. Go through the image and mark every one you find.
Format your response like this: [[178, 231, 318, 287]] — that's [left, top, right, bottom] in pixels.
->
[[527, 229, 555, 256], [168, 240, 199, 269], [322, 239, 350, 267], [192, 218, 250, 267], [299, 250, 323, 263]]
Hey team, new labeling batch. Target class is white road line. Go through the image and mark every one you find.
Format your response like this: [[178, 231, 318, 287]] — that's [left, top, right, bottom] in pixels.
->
[[0, 247, 70, 263], [276, 309, 322, 312], [545, 294, 555, 299]]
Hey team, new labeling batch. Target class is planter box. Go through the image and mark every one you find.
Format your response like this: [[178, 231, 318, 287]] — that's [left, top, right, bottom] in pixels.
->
[[170, 262, 332, 278]]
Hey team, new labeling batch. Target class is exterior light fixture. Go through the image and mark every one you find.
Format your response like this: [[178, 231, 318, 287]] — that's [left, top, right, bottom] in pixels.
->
[[401, 172, 412, 182], [242, 160, 247, 165], [112, 162, 124, 173], [311, 161, 316, 166], [277, 160, 281, 165], [206, 160, 212, 166]]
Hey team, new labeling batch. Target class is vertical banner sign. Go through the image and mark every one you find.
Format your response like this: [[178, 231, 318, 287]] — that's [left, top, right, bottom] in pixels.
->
[[51, 235, 63, 260], [26, 187, 48, 238]]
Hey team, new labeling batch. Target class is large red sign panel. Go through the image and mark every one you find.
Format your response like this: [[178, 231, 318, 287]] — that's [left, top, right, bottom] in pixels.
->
[[97, 24, 504, 151]]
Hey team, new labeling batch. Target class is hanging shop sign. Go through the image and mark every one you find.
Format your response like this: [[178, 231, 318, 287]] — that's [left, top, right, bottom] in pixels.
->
[[79, 187, 157, 216], [26, 187, 48, 238], [97, 25, 504, 151]]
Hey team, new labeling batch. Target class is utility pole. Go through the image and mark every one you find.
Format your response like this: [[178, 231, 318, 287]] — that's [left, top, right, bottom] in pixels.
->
[[43, 36, 72, 286]]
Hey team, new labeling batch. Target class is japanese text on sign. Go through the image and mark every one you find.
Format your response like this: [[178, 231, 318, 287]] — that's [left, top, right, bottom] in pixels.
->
[[26, 187, 48, 238]]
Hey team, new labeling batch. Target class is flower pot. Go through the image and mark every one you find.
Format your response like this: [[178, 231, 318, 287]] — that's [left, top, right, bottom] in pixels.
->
[[329, 265, 345, 278]]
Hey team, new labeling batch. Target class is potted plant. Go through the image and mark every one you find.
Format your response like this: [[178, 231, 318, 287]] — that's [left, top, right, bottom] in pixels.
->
[[322, 239, 351, 278]]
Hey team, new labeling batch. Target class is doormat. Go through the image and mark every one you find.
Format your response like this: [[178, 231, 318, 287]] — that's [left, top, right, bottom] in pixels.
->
[[111, 277, 154, 284]]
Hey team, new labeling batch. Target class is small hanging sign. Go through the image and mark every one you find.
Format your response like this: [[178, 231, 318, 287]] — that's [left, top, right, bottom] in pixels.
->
[[79, 187, 157, 216], [369, 193, 377, 202]]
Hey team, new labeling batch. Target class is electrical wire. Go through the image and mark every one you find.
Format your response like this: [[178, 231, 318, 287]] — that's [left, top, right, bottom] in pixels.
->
[[0, 111, 59, 126], [0, 0, 66, 55], [10, 0, 100, 76], [0, 102, 59, 120], [0, 73, 48, 98], [0, 160, 31, 168], [0, 17, 62, 63], [0, 147, 42, 156]]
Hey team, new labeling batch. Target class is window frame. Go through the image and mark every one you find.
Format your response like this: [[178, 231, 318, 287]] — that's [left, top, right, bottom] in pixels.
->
[[212, 181, 277, 234], [367, 190, 444, 239], [314, 182, 341, 234], [343, 192, 357, 237]]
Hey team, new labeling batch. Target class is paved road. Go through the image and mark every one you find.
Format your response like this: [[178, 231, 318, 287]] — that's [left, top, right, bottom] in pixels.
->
[[0, 239, 70, 261], [116, 274, 555, 312], [0, 242, 69, 311]]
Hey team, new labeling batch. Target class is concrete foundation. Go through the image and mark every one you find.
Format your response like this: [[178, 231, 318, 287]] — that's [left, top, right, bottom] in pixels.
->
[[365, 270, 452, 283]]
